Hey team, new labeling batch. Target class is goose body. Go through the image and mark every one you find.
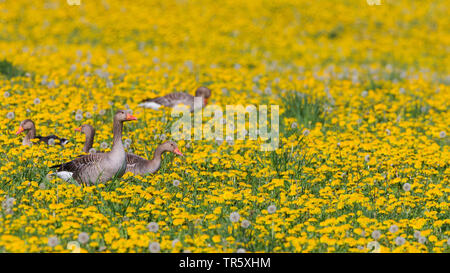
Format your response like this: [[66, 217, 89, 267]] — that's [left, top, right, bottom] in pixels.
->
[[125, 141, 183, 175], [72, 124, 182, 177], [50, 110, 137, 185], [139, 86, 211, 112], [16, 119, 68, 146]]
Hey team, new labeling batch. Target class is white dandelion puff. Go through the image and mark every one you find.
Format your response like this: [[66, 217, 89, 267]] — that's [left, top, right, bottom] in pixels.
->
[[78, 232, 90, 244], [6, 112, 15, 119], [371, 230, 381, 240], [48, 236, 59, 247], [147, 222, 159, 233], [402, 183, 411, 192], [99, 109, 106, 116], [100, 142, 109, 150], [395, 236, 405, 246], [173, 180, 181, 187], [267, 205, 277, 214], [229, 212, 240, 223], [4, 91, 10, 98], [34, 98, 41, 105], [418, 236, 427, 244], [241, 220, 250, 229], [172, 239, 180, 248], [124, 138, 132, 146], [413, 231, 421, 239], [236, 248, 246, 253], [389, 224, 399, 234], [75, 113, 83, 121], [148, 242, 160, 253], [439, 131, 446, 138], [48, 138, 55, 146], [89, 148, 96, 154]]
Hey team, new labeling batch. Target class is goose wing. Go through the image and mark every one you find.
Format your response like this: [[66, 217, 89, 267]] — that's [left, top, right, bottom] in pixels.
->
[[51, 153, 104, 174]]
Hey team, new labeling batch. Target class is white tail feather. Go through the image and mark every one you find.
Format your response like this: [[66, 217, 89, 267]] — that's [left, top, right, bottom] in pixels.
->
[[138, 101, 162, 110], [55, 171, 73, 182]]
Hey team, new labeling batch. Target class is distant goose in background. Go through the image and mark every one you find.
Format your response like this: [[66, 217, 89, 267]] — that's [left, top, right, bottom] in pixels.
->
[[138, 86, 211, 112], [75, 124, 96, 153], [50, 110, 137, 185], [15, 119, 69, 146], [73, 123, 183, 176]]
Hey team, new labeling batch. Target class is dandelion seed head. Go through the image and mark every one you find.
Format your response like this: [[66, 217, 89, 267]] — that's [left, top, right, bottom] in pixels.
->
[[48, 236, 59, 247], [100, 142, 109, 149], [413, 231, 421, 239], [148, 242, 160, 253], [268, 205, 277, 214], [33, 98, 41, 104], [418, 236, 427, 244], [439, 131, 446, 138], [395, 236, 405, 246], [4, 91, 10, 98], [172, 239, 180, 248], [173, 180, 181, 187], [241, 219, 250, 229], [124, 138, 132, 145], [6, 112, 15, 119], [403, 183, 411, 192], [147, 222, 159, 233], [371, 230, 381, 240], [75, 113, 83, 121], [78, 232, 90, 244], [48, 138, 55, 146], [236, 248, 246, 253], [389, 224, 399, 234], [89, 148, 96, 154], [229, 212, 240, 223]]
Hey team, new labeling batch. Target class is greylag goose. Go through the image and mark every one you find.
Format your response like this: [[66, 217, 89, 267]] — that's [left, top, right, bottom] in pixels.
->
[[73, 123, 183, 176], [138, 86, 211, 112], [15, 119, 68, 146], [75, 124, 96, 153], [50, 110, 137, 185], [126, 141, 183, 175]]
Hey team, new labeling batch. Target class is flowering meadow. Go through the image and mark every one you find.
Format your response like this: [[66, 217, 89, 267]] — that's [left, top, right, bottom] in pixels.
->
[[0, 0, 449, 253]]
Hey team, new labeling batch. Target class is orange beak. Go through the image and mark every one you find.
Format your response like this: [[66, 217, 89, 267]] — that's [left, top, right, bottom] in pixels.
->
[[74, 126, 82, 132], [204, 98, 208, 105], [16, 126, 24, 135], [173, 148, 183, 156], [126, 113, 137, 121]]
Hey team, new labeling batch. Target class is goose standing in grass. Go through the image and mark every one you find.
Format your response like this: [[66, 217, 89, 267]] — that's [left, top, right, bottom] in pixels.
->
[[126, 141, 183, 176], [138, 86, 211, 112], [15, 119, 68, 146], [73, 123, 183, 176], [50, 110, 137, 185]]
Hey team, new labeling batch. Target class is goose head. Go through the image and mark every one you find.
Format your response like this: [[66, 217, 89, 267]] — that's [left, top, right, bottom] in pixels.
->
[[160, 141, 183, 156], [16, 119, 35, 135], [114, 110, 137, 122], [195, 86, 212, 105], [75, 124, 95, 135]]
